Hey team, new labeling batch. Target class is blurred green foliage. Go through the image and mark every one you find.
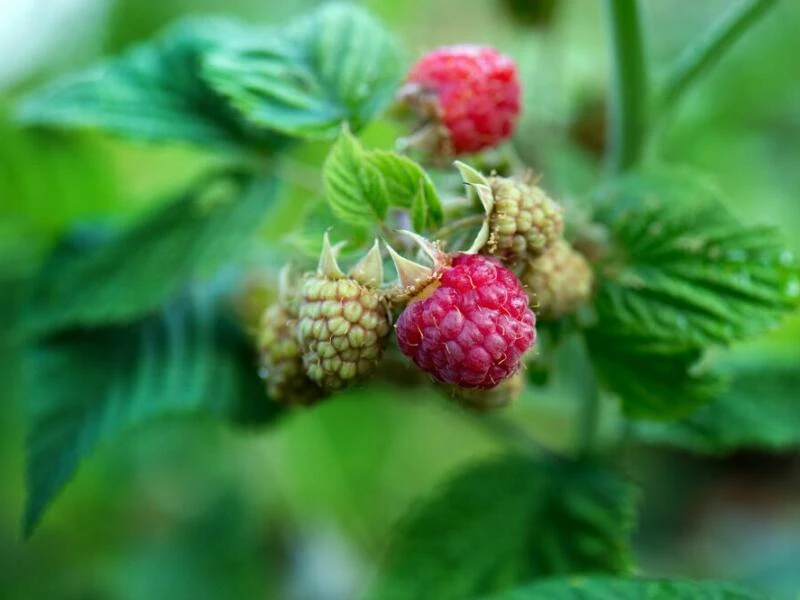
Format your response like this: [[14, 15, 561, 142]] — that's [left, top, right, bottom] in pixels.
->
[[2, 1, 799, 599]]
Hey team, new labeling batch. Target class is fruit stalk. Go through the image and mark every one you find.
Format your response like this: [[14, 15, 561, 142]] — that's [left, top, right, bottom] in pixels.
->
[[604, 0, 648, 173]]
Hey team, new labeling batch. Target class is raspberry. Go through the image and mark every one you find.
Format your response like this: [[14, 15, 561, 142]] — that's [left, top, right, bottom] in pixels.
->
[[485, 176, 564, 264], [399, 45, 521, 156], [395, 253, 535, 389], [258, 303, 324, 406], [522, 240, 594, 320], [297, 237, 392, 391]]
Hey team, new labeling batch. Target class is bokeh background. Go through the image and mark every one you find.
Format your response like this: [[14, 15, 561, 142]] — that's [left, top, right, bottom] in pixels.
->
[[1, 1, 799, 599]]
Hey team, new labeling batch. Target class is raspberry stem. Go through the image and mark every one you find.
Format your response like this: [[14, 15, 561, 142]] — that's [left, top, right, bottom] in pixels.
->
[[432, 214, 484, 242], [658, 0, 777, 119], [604, 0, 648, 173], [577, 338, 601, 456], [450, 404, 561, 462]]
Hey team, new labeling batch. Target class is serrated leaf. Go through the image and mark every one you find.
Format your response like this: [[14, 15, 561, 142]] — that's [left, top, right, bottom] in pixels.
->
[[323, 128, 387, 227], [17, 18, 285, 152], [367, 150, 442, 231], [588, 169, 799, 420], [635, 353, 800, 451], [322, 129, 443, 231], [203, 3, 403, 139], [586, 331, 723, 420], [482, 576, 768, 600], [21, 172, 278, 335], [23, 289, 281, 536], [410, 185, 429, 233], [592, 169, 799, 349], [369, 455, 637, 600]]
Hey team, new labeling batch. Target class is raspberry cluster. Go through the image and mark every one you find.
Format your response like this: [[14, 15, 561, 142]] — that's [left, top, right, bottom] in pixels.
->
[[252, 43, 596, 412], [455, 162, 594, 321]]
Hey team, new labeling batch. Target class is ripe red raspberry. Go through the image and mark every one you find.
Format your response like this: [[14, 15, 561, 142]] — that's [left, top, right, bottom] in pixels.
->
[[395, 253, 535, 389], [400, 45, 521, 156]]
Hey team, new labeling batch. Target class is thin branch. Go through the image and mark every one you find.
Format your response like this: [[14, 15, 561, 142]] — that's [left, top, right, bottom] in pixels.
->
[[451, 404, 563, 462], [576, 335, 602, 457], [604, 0, 648, 174], [578, 371, 601, 457], [659, 0, 778, 114], [431, 214, 484, 241]]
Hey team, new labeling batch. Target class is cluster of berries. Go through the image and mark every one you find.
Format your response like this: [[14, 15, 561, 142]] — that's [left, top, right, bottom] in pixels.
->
[[462, 163, 594, 321], [258, 230, 536, 408], [256, 44, 594, 410], [399, 45, 594, 319]]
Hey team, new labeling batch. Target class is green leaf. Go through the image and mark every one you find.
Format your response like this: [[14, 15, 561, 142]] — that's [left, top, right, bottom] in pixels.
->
[[481, 576, 768, 600], [367, 150, 443, 231], [23, 288, 280, 536], [586, 331, 723, 420], [203, 3, 403, 139], [21, 172, 279, 335], [635, 353, 800, 452], [588, 169, 799, 420], [17, 18, 285, 152], [0, 113, 117, 248], [592, 169, 799, 349], [323, 128, 387, 227], [322, 129, 443, 230], [370, 455, 637, 600]]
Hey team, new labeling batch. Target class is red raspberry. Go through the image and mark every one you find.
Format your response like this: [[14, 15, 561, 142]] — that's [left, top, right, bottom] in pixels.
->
[[402, 45, 521, 156], [395, 254, 535, 389]]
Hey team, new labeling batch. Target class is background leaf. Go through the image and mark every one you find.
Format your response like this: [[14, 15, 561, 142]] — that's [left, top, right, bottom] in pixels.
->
[[588, 169, 799, 420], [586, 332, 723, 420], [21, 172, 278, 335], [634, 352, 800, 452], [23, 287, 280, 536], [591, 169, 799, 350], [17, 17, 285, 153], [369, 455, 637, 600], [481, 576, 768, 600], [0, 113, 117, 251], [203, 3, 403, 139]]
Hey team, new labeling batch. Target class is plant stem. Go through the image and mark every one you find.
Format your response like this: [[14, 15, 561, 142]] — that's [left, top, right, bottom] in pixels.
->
[[604, 0, 648, 174], [658, 0, 777, 115], [578, 370, 601, 457], [452, 404, 561, 462], [431, 214, 484, 241], [574, 334, 602, 457]]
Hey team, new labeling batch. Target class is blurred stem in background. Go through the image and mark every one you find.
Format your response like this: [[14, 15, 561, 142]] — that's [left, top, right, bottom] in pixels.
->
[[604, 0, 647, 174], [577, 339, 601, 457], [657, 0, 778, 118]]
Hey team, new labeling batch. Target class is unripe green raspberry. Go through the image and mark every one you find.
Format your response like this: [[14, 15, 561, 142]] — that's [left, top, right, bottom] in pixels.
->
[[297, 236, 392, 391], [485, 177, 564, 264], [258, 303, 325, 406], [521, 239, 594, 320]]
